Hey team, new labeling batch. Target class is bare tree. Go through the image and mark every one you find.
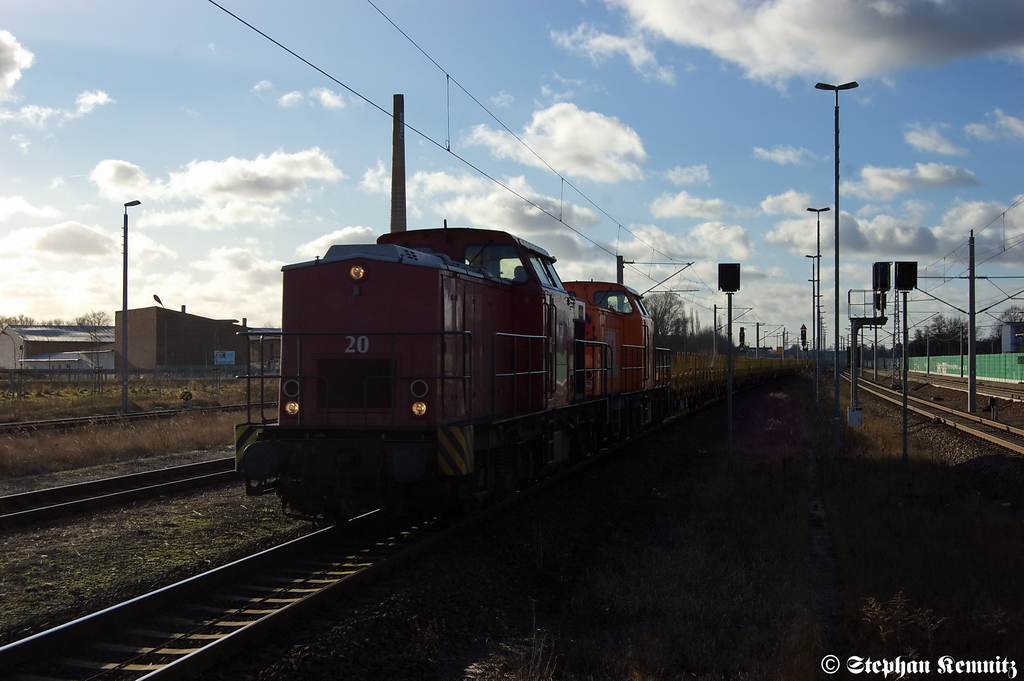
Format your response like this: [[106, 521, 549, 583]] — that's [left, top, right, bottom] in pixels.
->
[[0, 314, 36, 327], [75, 310, 112, 327], [645, 293, 684, 337], [643, 292, 701, 352], [989, 305, 1024, 345]]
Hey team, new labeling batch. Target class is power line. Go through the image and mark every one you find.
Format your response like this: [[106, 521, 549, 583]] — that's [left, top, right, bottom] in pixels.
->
[[207, 0, 693, 288]]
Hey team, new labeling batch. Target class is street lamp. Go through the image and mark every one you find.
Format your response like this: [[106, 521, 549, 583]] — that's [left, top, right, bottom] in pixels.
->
[[807, 206, 830, 405], [815, 80, 858, 458], [122, 200, 141, 413], [805, 255, 816, 366]]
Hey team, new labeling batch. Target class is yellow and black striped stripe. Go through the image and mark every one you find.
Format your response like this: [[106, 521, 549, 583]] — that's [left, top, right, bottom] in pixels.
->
[[437, 425, 474, 476], [234, 424, 261, 470]]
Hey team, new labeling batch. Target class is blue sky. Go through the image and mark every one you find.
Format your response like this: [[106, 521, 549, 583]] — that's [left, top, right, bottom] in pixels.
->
[[2, 0, 1022, 349]]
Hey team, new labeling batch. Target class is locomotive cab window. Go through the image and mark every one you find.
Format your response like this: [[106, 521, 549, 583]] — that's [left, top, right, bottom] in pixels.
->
[[529, 255, 564, 290], [633, 296, 650, 317], [595, 291, 634, 314], [464, 244, 527, 284]]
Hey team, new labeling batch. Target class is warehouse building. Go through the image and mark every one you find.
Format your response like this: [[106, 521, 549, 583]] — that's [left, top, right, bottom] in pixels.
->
[[0, 325, 114, 370], [2, 307, 279, 376]]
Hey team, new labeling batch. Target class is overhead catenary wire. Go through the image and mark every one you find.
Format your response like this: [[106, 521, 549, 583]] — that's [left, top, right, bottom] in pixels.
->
[[207, 0, 690, 290]]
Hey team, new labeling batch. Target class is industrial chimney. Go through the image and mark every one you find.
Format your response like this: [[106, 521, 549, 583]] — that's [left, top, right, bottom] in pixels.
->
[[390, 94, 407, 232]]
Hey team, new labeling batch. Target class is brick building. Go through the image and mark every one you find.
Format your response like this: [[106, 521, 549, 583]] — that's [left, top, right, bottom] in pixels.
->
[[115, 306, 253, 374]]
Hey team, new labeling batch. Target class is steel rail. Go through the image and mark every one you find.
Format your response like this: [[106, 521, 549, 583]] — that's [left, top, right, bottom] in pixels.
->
[[856, 379, 1024, 456], [906, 372, 1024, 403], [0, 403, 277, 436], [0, 458, 236, 529]]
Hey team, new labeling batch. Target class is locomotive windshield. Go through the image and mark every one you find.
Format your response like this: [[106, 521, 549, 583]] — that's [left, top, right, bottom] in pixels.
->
[[464, 243, 527, 283], [595, 291, 634, 314]]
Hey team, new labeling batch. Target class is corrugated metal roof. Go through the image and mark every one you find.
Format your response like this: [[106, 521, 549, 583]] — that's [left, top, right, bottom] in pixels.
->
[[4, 325, 114, 343]]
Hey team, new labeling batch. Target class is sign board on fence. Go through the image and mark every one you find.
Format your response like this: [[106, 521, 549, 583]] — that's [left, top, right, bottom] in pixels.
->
[[214, 350, 235, 365]]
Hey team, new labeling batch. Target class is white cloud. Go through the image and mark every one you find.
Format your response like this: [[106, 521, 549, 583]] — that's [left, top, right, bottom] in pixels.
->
[[181, 246, 287, 322], [89, 149, 343, 230], [465, 102, 647, 183], [666, 164, 710, 184], [0, 32, 112, 130], [71, 90, 113, 118], [296, 227, 376, 259], [10, 133, 29, 152], [0, 221, 114, 257], [258, 82, 345, 110], [138, 203, 289, 231], [278, 91, 304, 107], [358, 165, 599, 253], [0, 89, 113, 128], [552, 23, 675, 84], [538, 73, 595, 104], [765, 211, 869, 255], [436, 175, 600, 242], [845, 162, 980, 200], [0, 30, 33, 102], [0, 220, 174, 265], [0, 195, 62, 222], [650, 189, 749, 219], [491, 91, 514, 108], [605, 0, 1024, 84], [615, 221, 750, 263], [965, 109, 1024, 141], [904, 122, 967, 155], [932, 197, 1023, 245], [764, 197, 1020, 261], [753, 145, 816, 165], [761, 190, 811, 216], [91, 148, 343, 203], [310, 87, 345, 109]]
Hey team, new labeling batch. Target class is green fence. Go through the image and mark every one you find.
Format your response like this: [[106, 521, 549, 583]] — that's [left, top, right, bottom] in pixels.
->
[[908, 353, 1024, 382]]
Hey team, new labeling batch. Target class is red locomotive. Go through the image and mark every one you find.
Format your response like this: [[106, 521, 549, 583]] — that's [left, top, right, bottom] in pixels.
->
[[236, 226, 672, 519]]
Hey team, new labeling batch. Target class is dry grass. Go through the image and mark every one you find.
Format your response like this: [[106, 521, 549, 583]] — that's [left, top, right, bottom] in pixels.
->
[[819, 380, 1024, 664], [0, 411, 238, 477], [0, 375, 255, 422], [487, 386, 820, 680], [0, 377, 259, 478]]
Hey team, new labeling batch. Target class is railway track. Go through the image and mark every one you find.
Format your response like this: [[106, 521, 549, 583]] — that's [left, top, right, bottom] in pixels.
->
[[0, 481, 541, 681], [856, 378, 1024, 456], [0, 392, 688, 680], [0, 377, 794, 680], [0, 511, 422, 681], [0, 403, 276, 436], [0, 458, 237, 529], [907, 371, 1024, 403]]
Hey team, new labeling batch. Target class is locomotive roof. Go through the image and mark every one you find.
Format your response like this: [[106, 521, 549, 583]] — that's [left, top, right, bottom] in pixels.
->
[[283, 242, 483, 275], [378, 227, 556, 261]]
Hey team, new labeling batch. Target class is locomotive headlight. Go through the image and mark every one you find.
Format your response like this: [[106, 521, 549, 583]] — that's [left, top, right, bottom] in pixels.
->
[[350, 265, 366, 281], [285, 401, 300, 415], [411, 401, 427, 417]]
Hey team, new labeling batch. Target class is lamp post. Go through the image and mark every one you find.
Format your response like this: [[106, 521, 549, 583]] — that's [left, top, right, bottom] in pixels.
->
[[122, 200, 141, 413], [807, 206, 830, 405], [815, 80, 858, 458], [805, 254, 816, 377]]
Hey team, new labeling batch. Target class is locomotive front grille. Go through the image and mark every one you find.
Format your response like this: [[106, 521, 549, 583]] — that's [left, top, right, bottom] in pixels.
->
[[317, 357, 393, 409]]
